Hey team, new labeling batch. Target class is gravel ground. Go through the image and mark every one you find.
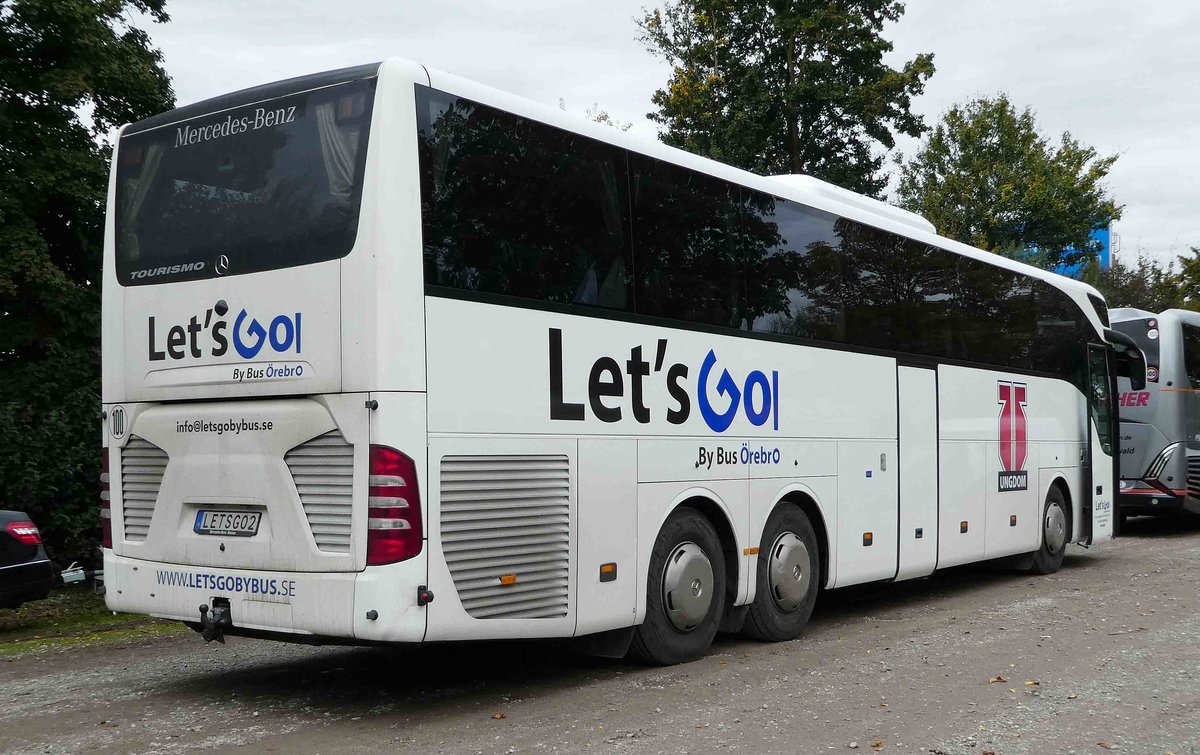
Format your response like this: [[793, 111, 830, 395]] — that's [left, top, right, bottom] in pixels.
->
[[2, 516, 1198, 754]]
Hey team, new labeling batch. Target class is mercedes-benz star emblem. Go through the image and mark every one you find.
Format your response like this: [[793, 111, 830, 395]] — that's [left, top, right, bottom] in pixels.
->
[[215, 255, 230, 276]]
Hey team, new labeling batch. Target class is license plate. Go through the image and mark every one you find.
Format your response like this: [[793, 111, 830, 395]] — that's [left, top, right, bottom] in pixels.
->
[[194, 510, 261, 537]]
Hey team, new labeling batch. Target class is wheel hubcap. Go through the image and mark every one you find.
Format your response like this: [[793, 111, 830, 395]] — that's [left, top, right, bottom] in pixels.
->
[[662, 542, 714, 632], [767, 532, 810, 612], [1044, 502, 1067, 553]]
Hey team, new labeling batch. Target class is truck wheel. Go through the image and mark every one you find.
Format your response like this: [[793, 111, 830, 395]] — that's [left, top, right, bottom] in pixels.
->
[[630, 508, 726, 665], [742, 505, 820, 642]]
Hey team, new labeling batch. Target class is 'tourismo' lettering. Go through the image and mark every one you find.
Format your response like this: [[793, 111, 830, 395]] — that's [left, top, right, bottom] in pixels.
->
[[548, 328, 780, 432], [130, 261, 205, 280]]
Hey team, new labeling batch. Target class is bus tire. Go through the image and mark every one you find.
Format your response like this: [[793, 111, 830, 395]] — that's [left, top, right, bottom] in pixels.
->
[[629, 508, 726, 666], [742, 505, 820, 642], [1030, 486, 1069, 574]]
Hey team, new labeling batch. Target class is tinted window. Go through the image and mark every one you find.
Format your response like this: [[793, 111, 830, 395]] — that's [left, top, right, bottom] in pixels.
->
[[1088, 293, 1109, 327], [417, 87, 632, 312], [415, 88, 1093, 385], [1033, 282, 1087, 385], [743, 194, 845, 342], [115, 77, 375, 285], [838, 221, 958, 356], [630, 157, 740, 327], [1182, 325, 1200, 388]]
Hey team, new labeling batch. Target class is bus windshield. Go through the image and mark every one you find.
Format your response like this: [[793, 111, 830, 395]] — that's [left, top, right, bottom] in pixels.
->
[[114, 77, 375, 286]]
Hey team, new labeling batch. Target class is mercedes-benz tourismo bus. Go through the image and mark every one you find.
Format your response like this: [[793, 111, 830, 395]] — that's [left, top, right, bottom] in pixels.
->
[[1112, 307, 1200, 522], [101, 59, 1142, 664]]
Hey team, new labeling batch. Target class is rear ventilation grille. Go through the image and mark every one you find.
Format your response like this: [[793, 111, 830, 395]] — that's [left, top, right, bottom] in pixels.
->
[[286, 431, 355, 553], [120, 436, 168, 542], [440, 455, 570, 620], [1188, 455, 1200, 500]]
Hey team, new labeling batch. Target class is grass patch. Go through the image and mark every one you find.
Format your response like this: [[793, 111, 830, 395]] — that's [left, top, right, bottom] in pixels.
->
[[0, 587, 185, 656]]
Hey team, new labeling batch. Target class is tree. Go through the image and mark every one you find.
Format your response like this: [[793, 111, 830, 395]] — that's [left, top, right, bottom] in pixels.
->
[[558, 98, 633, 131], [895, 95, 1121, 268], [1081, 253, 1186, 313], [0, 0, 174, 561], [1175, 246, 1200, 310], [639, 0, 934, 197]]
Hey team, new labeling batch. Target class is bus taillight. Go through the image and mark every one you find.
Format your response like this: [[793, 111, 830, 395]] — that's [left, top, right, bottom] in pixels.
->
[[366, 445, 423, 565], [100, 448, 112, 549]]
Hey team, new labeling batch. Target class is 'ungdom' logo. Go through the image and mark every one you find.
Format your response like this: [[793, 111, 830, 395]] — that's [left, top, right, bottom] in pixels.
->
[[997, 381, 1029, 492]]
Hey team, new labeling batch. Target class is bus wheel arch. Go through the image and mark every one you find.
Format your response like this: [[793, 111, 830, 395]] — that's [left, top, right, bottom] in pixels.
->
[[1049, 476, 1075, 544]]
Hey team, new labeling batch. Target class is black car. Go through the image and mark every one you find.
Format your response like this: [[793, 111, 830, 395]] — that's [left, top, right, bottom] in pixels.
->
[[0, 510, 54, 609]]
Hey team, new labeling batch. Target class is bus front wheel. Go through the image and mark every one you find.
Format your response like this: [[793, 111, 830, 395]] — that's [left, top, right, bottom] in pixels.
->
[[742, 505, 820, 642], [630, 508, 726, 665], [1029, 486, 1069, 574]]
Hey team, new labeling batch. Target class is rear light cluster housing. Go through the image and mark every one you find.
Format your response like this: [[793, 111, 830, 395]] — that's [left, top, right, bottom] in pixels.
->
[[100, 448, 112, 548], [366, 445, 423, 565], [6, 520, 42, 545]]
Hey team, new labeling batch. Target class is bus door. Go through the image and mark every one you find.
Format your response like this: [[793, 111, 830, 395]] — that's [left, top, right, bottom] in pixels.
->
[[1083, 344, 1118, 543], [896, 364, 938, 580]]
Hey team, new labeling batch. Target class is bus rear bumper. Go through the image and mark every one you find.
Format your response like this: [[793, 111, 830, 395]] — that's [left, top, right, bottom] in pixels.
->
[[103, 550, 427, 643]]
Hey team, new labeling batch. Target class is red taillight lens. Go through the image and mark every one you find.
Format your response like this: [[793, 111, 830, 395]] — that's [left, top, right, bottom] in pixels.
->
[[100, 447, 112, 549], [6, 520, 42, 545], [366, 445, 422, 565]]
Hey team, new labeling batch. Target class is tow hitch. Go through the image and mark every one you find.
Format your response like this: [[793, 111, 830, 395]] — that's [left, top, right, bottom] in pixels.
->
[[198, 599, 232, 643]]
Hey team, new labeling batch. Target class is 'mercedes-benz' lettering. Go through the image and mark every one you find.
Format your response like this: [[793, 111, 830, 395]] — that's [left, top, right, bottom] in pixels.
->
[[130, 262, 205, 280], [174, 105, 299, 149], [548, 327, 779, 432], [148, 306, 301, 362]]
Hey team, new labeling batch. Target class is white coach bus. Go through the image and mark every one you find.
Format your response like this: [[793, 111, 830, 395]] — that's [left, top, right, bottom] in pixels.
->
[[1111, 307, 1200, 521], [101, 59, 1142, 664]]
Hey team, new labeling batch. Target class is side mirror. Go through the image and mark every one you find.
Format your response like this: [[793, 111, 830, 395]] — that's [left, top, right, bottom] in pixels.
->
[[1105, 328, 1147, 391]]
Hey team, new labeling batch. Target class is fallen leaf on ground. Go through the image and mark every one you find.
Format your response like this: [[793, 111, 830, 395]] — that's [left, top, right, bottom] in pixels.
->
[[1097, 742, 1112, 750], [988, 675, 1009, 683], [1067, 693, 1079, 700], [1024, 680, 1040, 686], [491, 713, 506, 720], [871, 740, 883, 750]]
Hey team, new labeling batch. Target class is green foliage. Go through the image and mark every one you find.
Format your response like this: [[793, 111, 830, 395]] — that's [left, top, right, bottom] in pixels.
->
[[1081, 253, 1185, 313], [0, 0, 173, 561], [639, 0, 934, 197], [1175, 247, 1200, 310], [895, 95, 1121, 268], [1081, 246, 1200, 314]]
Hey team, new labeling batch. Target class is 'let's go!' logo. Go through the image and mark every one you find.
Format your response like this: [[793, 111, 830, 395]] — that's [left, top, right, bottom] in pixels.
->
[[548, 328, 780, 433], [148, 304, 302, 362]]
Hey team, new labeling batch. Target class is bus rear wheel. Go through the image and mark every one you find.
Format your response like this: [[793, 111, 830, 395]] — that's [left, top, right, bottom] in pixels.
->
[[629, 508, 726, 665], [742, 505, 820, 642], [1029, 486, 1069, 574]]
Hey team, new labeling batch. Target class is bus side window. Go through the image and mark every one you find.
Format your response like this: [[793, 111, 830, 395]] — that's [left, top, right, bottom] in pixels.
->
[[1182, 325, 1200, 388]]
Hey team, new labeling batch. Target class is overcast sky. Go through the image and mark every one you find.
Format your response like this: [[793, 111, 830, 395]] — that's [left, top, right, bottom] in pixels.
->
[[142, 0, 1200, 264]]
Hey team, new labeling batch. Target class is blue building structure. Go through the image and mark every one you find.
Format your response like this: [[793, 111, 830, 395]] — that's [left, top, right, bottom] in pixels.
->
[[1051, 225, 1112, 278]]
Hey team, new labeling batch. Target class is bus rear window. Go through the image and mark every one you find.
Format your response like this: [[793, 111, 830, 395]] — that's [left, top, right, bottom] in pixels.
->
[[115, 78, 375, 286]]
